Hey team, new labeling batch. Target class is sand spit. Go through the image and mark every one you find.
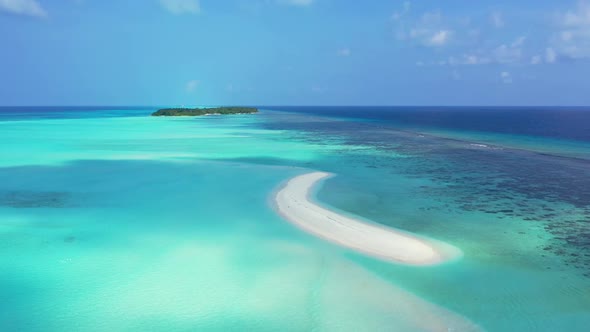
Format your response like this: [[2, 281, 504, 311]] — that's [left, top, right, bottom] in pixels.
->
[[274, 172, 462, 265]]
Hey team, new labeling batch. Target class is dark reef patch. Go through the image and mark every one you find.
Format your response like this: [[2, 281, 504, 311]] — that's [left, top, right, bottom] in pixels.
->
[[0, 191, 73, 208], [64, 235, 76, 243]]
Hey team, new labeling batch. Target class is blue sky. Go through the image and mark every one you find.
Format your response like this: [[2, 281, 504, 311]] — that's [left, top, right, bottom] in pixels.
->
[[1, 0, 590, 106]]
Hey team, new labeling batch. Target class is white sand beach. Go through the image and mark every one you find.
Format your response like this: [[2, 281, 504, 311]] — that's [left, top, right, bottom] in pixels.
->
[[274, 172, 462, 265]]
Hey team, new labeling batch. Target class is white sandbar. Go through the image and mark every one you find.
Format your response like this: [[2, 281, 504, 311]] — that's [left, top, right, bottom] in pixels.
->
[[274, 172, 462, 265]]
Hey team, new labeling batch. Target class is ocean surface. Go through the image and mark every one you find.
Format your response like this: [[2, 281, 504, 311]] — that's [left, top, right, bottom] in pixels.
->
[[1, 106, 589, 331]]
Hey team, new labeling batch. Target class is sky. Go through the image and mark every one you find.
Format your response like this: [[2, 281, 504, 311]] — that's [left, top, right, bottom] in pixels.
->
[[1, 0, 590, 106]]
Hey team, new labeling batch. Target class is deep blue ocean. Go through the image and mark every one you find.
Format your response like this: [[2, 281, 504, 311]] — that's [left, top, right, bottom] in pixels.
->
[[265, 106, 590, 142]]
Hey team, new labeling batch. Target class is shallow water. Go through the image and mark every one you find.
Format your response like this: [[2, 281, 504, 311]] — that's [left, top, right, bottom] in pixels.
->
[[1, 107, 589, 331]]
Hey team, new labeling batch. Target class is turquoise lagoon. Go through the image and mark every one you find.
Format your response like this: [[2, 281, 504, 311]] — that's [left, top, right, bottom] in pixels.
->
[[1, 107, 590, 331]]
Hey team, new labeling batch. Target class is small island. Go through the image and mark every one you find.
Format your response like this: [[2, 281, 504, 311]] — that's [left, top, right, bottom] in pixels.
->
[[151, 107, 258, 117]]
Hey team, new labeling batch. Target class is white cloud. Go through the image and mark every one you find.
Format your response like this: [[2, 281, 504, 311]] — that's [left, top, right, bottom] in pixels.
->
[[395, 9, 453, 47], [545, 47, 557, 63], [446, 36, 560, 66], [448, 54, 491, 66], [490, 11, 505, 28], [512, 36, 526, 47], [428, 30, 451, 46], [337, 48, 351, 57], [561, 1, 590, 26], [186, 80, 200, 92], [0, 0, 47, 17], [277, 0, 314, 6], [397, 4, 584, 67], [492, 37, 526, 64], [160, 0, 200, 15], [529, 48, 557, 65], [391, 1, 411, 21], [500, 71, 512, 84], [409, 28, 452, 47], [551, 1, 590, 59], [445, 36, 525, 66]]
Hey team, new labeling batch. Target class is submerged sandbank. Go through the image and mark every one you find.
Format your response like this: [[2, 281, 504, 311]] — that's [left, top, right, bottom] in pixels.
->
[[274, 172, 462, 265]]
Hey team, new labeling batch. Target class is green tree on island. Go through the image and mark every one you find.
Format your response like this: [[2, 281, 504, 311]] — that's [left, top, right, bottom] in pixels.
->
[[152, 107, 258, 116]]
